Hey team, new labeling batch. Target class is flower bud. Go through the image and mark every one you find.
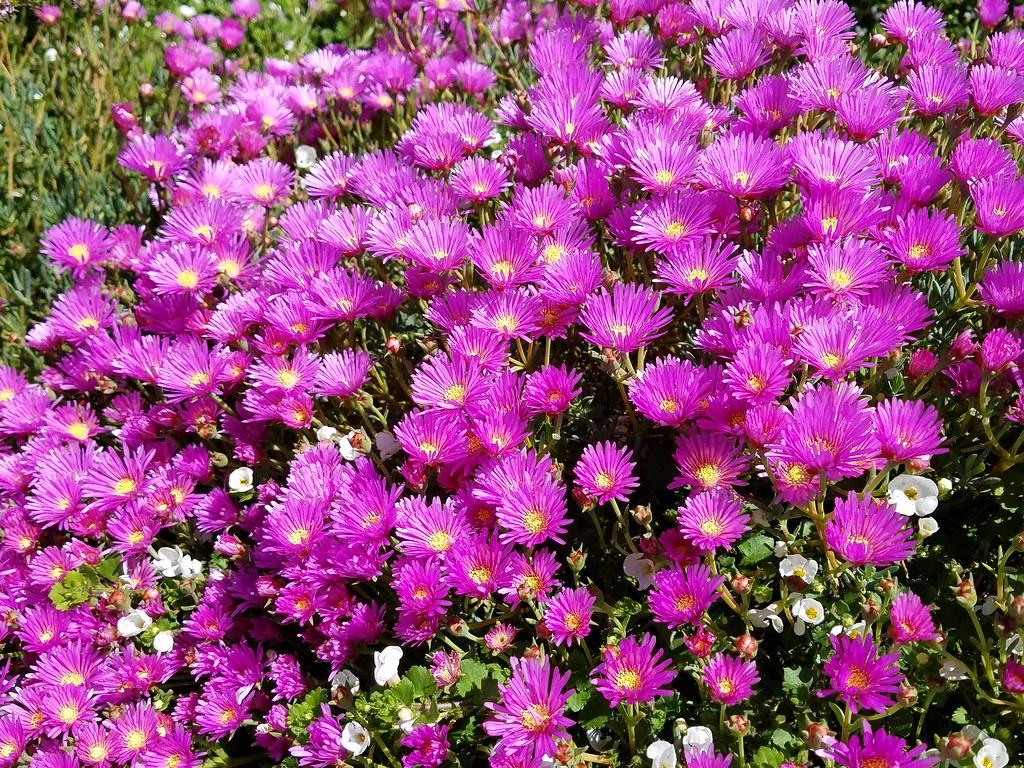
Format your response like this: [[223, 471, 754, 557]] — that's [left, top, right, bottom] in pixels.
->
[[906, 349, 937, 379], [941, 734, 973, 761], [739, 205, 756, 223], [567, 548, 587, 573], [728, 715, 749, 736], [1009, 595, 1024, 618], [731, 574, 751, 593], [139, 82, 154, 98], [861, 597, 881, 621], [805, 722, 832, 750], [897, 683, 918, 706], [954, 576, 977, 607], [735, 634, 758, 657], [632, 505, 652, 525], [870, 32, 888, 46], [385, 335, 402, 355]]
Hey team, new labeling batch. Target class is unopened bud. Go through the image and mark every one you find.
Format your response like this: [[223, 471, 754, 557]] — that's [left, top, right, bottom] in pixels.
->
[[739, 205, 756, 223], [632, 505, 652, 525], [861, 597, 881, 621], [385, 335, 402, 355], [941, 734, 973, 761], [954, 576, 977, 607], [728, 715, 749, 735], [735, 634, 758, 657], [897, 683, 918, 706], [805, 723, 832, 750], [731, 574, 751, 593]]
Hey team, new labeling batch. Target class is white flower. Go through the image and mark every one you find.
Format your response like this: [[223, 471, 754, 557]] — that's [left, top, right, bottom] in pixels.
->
[[829, 621, 867, 638], [338, 432, 359, 461], [939, 659, 971, 681], [295, 145, 318, 169], [374, 645, 403, 686], [918, 517, 939, 537], [317, 426, 339, 443], [980, 596, 997, 616], [682, 725, 714, 754], [624, 553, 656, 589], [396, 707, 416, 734], [779, 555, 818, 584], [332, 668, 361, 694], [937, 477, 953, 496], [44, 47, 58, 62], [647, 740, 678, 768], [151, 546, 203, 579], [773, 541, 789, 558], [228, 467, 254, 493], [748, 607, 783, 633], [152, 630, 175, 653], [117, 610, 152, 638], [887, 475, 939, 517], [178, 4, 197, 18], [376, 431, 401, 460], [975, 739, 1009, 768], [793, 597, 825, 635], [341, 722, 370, 757]]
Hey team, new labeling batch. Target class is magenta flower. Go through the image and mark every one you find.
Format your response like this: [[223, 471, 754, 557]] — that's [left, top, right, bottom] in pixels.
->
[[483, 656, 574, 760], [574, 441, 639, 505], [818, 633, 905, 714], [872, 399, 946, 464], [702, 652, 760, 706], [888, 592, 941, 645], [677, 489, 750, 553], [827, 722, 938, 768], [825, 495, 917, 567], [543, 587, 596, 647], [580, 283, 674, 355], [649, 563, 724, 628], [592, 633, 675, 707]]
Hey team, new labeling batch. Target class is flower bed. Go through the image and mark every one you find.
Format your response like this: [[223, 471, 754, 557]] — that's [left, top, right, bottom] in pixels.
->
[[1, 1, 1024, 767]]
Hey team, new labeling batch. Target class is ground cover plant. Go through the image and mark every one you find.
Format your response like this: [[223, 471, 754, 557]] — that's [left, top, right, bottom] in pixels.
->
[[1, 0, 1023, 767]]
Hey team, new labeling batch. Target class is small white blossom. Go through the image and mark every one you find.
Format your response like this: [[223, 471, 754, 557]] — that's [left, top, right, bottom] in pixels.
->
[[779, 555, 818, 584], [376, 430, 401, 460], [647, 740, 677, 768], [748, 606, 783, 633], [152, 630, 175, 654], [975, 739, 1009, 768], [918, 517, 939, 537], [682, 725, 714, 754], [228, 467, 254, 493], [829, 621, 867, 638], [295, 145, 317, 169], [773, 541, 789, 558], [338, 431, 360, 461], [887, 475, 939, 517], [624, 553, 656, 589], [317, 426, 339, 443], [980, 596, 997, 616], [792, 597, 825, 635], [939, 659, 971, 681], [937, 477, 953, 496], [44, 48, 58, 62], [178, 4, 196, 17], [151, 546, 203, 579], [332, 668, 361, 694], [374, 645, 403, 686], [341, 722, 370, 757], [117, 610, 152, 638], [397, 707, 416, 734]]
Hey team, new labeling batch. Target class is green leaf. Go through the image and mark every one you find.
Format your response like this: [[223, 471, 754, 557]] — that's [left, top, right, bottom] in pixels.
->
[[737, 533, 775, 566], [404, 666, 436, 699], [782, 667, 806, 694], [287, 689, 327, 739], [454, 659, 489, 697], [951, 706, 969, 725], [93, 554, 122, 582], [566, 683, 593, 713], [751, 746, 786, 768], [49, 570, 92, 611]]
